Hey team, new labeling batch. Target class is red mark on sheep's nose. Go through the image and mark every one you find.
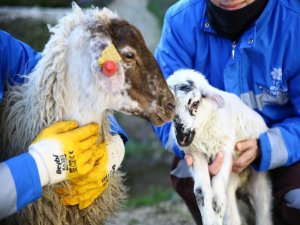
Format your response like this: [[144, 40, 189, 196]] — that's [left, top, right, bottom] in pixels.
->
[[102, 60, 118, 77]]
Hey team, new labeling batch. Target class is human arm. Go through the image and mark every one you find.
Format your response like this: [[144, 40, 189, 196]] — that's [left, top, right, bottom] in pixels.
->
[[0, 30, 41, 101], [252, 69, 300, 171], [0, 121, 100, 219], [0, 153, 41, 219]]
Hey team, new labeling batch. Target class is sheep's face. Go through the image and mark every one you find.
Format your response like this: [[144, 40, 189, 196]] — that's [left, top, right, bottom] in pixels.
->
[[106, 19, 175, 125], [73, 16, 175, 126]]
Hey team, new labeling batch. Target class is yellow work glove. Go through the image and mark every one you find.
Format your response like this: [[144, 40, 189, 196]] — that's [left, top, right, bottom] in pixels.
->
[[28, 121, 100, 186], [56, 135, 125, 209]]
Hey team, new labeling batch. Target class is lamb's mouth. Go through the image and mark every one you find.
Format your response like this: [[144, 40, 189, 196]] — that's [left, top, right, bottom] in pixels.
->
[[175, 128, 195, 147]]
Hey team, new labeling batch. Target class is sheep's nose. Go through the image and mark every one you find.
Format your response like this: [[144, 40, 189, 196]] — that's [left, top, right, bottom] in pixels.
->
[[167, 102, 175, 111]]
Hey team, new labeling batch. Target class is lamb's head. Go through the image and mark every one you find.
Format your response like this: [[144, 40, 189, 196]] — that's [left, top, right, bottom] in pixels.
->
[[42, 4, 174, 126], [167, 69, 224, 147]]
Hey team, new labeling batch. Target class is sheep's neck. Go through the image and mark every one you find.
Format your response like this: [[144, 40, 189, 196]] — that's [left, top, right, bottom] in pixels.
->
[[63, 100, 106, 126]]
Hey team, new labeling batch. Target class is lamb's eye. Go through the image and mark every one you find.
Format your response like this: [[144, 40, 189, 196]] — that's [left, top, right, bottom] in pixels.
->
[[192, 101, 199, 108]]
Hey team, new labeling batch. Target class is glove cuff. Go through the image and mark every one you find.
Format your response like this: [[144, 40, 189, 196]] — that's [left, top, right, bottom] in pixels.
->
[[28, 139, 66, 185], [107, 135, 125, 172], [28, 148, 50, 187]]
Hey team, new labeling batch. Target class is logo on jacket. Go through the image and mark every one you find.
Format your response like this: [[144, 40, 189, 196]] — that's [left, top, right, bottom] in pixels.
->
[[261, 68, 288, 97]]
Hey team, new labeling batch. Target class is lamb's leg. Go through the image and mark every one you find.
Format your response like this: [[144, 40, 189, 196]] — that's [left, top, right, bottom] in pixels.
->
[[247, 170, 273, 225], [191, 151, 217, 225], [210, 150, 233, 224], [224, 173, 242, 225]]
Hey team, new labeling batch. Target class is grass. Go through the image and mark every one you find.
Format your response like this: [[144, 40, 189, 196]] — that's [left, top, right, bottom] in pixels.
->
[[125, 186, 175, 208]]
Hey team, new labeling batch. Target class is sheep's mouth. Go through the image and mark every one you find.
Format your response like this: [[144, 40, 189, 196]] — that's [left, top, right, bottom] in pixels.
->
[[148, 111, 173, 126], [175, 128, 195, 147]]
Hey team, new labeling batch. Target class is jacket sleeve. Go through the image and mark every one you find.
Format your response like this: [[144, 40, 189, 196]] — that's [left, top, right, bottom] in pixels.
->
[[0, 153, 42, 219], [108, 115, 128, 144], [152, 11, 193, 158], [0, 30, 41, 102], [254, 72, 300, 172]]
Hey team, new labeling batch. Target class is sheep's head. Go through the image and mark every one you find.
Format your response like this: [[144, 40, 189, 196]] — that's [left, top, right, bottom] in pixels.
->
[[167, 69, 224, 147], [53, 5, 174, 126], [106, 19, 175, 125]]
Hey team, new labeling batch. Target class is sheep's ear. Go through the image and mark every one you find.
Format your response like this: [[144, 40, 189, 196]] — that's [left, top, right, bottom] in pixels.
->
[[90, 32, 125, 94]]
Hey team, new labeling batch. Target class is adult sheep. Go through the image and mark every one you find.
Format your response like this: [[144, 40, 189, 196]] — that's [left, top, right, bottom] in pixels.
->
[[167, 69, 272, 225], [0, 3, 175, 225]]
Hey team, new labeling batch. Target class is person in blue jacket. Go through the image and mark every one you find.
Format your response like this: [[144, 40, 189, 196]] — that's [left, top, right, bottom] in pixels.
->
[[0, 30, 127, 219], [153, 0, 300, 224]]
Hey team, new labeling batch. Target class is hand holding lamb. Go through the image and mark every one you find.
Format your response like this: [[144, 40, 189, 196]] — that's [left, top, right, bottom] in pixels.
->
[[186, 138, 261, 175], [29, 121, 100, 186], [185, 151, 224, 176], [233, 139, 261, 173]]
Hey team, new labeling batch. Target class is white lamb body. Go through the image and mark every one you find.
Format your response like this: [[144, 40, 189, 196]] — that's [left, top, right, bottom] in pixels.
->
[[167, 69, 272, 225]]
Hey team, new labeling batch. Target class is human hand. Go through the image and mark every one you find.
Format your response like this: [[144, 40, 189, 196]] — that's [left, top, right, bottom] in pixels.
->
[[185, 151, 224, 176], [28, 121, 100, 186], [56, 135, 125, 209], [232, 139, 260, 173]]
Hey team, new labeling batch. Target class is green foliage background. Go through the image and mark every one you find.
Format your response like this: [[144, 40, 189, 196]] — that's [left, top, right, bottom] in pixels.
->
[[148, 0, 178, 26]]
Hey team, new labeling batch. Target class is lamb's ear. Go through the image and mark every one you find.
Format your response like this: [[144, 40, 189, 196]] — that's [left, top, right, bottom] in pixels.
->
[[202, 90, 225, 108]]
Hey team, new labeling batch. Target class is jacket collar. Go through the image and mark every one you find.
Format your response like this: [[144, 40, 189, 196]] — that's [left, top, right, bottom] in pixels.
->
[[201, 0, 275, 48]]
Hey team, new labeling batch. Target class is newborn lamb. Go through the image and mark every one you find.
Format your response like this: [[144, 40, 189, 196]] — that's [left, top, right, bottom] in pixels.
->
[[167, 69, 273, 225]]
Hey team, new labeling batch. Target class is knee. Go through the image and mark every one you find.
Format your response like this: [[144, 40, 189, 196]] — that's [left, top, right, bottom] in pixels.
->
[[284, 189, 300, 209]]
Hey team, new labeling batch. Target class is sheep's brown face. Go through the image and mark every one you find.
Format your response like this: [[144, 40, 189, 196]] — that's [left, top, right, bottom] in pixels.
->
[[106, 19, 175, 126]]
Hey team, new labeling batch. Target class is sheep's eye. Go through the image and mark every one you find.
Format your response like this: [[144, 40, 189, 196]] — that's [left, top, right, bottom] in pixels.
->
[[124, 52, 135, 60]]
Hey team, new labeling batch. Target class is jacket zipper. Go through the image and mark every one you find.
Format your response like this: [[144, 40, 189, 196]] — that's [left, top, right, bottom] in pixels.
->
[[231, 41, 236, 60]]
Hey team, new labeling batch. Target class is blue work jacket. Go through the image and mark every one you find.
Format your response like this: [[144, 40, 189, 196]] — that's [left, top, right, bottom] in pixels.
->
[[153, 0, 300, 172]]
